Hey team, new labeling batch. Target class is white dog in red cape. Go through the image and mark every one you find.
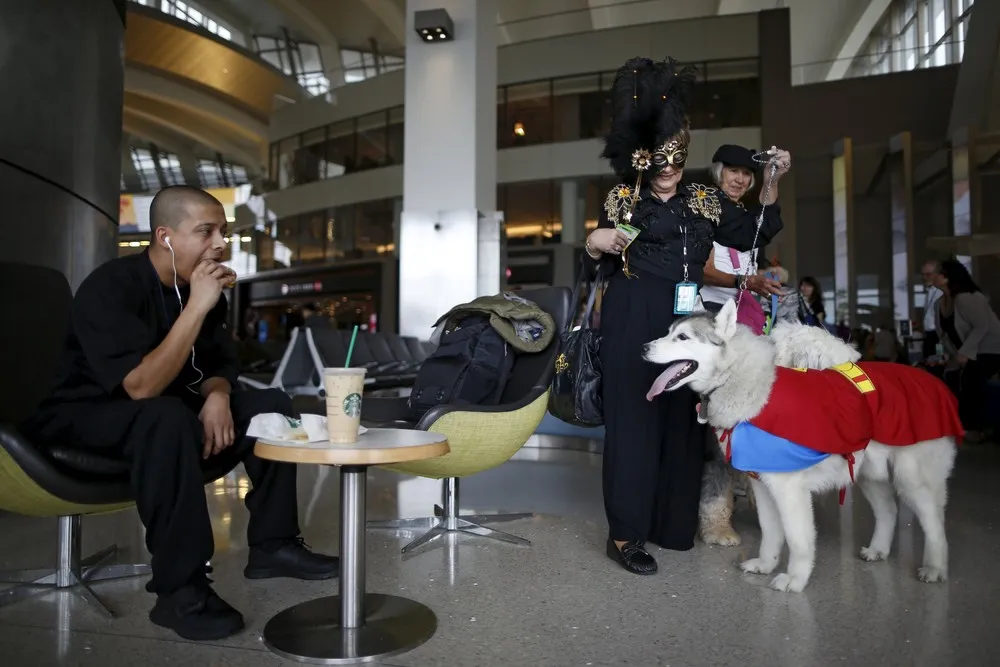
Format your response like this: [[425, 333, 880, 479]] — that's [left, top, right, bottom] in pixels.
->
[[644, 299, 963, 592]]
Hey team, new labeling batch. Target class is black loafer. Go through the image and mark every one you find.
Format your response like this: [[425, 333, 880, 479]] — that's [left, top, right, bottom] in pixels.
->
[[149, 579, 245, 641], [607, 538, 658, 575], [244, 537, 339, 581]]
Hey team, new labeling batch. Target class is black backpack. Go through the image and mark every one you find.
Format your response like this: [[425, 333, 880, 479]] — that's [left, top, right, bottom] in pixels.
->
[[407, 314, 515, 421]]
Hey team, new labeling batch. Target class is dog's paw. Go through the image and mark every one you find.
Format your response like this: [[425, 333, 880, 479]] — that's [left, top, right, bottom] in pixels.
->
[[769, 573, 807, 593], [702, 526, 742, 547], [917, 567, 948, 583], [740, 557, 776, 575], [859, 546, 888, 562]]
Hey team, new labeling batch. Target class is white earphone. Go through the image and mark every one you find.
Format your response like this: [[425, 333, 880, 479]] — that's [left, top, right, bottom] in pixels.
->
[[162, 234, 204, 394]]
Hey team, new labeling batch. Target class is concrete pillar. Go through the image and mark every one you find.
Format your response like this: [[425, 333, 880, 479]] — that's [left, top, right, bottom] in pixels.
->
[[399, 0, 498, 338], [0, 0, 125, 290], [832, 138, 856, 327], [950, 128, 978, 274], [888, 132, 915, 324], [758, 8, 797, 279], [560, 179, 584, 245]]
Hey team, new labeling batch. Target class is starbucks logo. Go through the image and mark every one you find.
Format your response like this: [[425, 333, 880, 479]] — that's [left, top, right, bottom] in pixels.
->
[[343, 392, 362, 418]]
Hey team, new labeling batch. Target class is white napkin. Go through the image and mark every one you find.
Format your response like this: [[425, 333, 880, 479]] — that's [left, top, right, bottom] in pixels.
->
[[247, 413, 366, 443]]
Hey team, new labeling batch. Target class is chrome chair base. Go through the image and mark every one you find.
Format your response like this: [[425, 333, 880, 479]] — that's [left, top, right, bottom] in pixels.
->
[[368, 478, 532, 553], [0, 515, 150, 617]]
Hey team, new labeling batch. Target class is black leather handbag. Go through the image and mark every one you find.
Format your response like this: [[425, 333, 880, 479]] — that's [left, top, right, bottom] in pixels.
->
[[548, 267, 603, 427]]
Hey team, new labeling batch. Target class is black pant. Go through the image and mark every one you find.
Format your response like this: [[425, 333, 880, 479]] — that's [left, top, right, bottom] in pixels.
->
[[922, 330, 940, 361], [600, 273, 705, 549], [29, 389, 300, 594], [958, 354, 1000, 431]]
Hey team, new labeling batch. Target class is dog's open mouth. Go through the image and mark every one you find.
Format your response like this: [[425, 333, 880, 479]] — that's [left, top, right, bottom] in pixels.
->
[[646, 360, 699, 400]]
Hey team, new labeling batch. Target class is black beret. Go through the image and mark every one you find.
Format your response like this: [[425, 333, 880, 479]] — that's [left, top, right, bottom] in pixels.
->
[[711, 144, 757, 171]]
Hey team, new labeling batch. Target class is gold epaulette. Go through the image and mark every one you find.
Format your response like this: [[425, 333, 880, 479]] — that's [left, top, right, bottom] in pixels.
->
[[684, 183, 722, 224]]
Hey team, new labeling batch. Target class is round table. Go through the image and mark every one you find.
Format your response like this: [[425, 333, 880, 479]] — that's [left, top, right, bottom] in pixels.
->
[[254, 428, 449, 665]]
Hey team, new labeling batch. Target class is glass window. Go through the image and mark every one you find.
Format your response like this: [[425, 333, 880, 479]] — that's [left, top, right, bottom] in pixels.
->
[[322, 119, 356, 177], [295, 128, 326, 185], [327, 205, 355, 260], [501, 80, 553, 148], [552, 75, 601, 142], [298, 211, 326, 264], [354, 199, 395, 257], [356, 110, 388, 170], [501, 180, 558, 245], [276, 215, 301, 263], [131, 147, 161, 191], [385, 106, 404, 165], [157, 151, 184, 185], [691, 60, 760, 129], [278, 136, 300, 188]]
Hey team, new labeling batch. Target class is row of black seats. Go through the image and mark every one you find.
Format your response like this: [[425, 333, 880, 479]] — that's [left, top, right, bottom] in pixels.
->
[[309, 329, 435, 388]]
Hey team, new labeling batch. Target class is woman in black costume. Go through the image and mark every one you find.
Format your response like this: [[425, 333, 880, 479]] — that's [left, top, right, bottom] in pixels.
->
[[584, 58, 790, 575]]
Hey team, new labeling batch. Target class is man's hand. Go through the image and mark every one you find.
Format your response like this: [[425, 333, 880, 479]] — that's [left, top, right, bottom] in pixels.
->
[[746, 274, 784, 297], [188, 260, 230, 316], [199, 391, 235, 459], [956, 354, 970, 367]]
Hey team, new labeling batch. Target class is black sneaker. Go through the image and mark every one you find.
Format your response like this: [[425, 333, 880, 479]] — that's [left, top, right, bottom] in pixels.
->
[[244, 537, 339, 581], [149, 580, 245, 641]]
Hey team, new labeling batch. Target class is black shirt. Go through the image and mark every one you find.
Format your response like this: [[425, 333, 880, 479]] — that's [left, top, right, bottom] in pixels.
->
[[37, 251, 238, 409], [587, 183, 783, 284]]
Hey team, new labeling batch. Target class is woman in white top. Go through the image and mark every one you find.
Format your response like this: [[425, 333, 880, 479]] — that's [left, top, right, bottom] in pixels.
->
[[933, 258, 1000, 441], [701, 144, 783, 311]]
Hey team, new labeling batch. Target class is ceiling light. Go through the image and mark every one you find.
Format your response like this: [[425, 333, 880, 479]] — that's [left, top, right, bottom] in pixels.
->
[[241, 236, 252, 242], [414, 8, 453, 43]]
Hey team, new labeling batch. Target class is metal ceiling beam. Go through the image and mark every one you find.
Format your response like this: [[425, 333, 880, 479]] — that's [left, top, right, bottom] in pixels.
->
[[361, 0, 406, 46], [825, 0, 891, 81]]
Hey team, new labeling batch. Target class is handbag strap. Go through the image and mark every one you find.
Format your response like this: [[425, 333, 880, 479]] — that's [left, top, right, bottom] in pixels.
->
[[570, 255, 602, 332]]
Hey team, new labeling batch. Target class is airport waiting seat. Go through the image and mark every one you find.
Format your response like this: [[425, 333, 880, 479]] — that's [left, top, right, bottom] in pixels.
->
[[0, 262, 235, 616], [364, 286, 571, 553]]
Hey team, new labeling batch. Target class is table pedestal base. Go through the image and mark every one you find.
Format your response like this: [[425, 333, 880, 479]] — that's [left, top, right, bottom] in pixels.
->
[[262, 593, 437, 665]]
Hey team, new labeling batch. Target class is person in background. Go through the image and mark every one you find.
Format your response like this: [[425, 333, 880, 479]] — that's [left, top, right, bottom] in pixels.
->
[[871, 323, 899, 362], [934, 259, 1000, 442], [301, 302, 328, 328], [797, 276, 826, 326], [700, 144, 783, 310], [921, 260, 944, 360]]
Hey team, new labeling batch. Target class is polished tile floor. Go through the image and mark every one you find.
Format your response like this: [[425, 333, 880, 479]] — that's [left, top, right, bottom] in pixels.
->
[[1, 442, 998, 666]]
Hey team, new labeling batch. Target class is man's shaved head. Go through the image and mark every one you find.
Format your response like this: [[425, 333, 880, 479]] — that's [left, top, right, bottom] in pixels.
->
[[149, 185, 224, 239]]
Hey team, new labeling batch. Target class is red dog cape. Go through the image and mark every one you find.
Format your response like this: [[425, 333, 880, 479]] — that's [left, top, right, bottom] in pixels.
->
[[724, 362, 963, 481]]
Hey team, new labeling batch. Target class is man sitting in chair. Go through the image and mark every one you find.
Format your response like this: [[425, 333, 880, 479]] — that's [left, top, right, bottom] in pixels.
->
[[21, 186, 337, 641]]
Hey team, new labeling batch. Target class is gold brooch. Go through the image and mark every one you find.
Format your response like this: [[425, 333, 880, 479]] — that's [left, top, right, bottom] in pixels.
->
[[604, 184, 637, 224], [631, 149, 652, 172], [554, 353, 569, 374]]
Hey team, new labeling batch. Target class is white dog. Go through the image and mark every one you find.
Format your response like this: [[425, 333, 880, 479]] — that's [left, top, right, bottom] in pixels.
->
[[645, 300, 962, 592], [697, 320, 861, 546]]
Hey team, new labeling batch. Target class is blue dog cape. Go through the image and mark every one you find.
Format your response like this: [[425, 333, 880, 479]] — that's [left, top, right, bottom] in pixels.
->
[[728, 422, 830, 473]]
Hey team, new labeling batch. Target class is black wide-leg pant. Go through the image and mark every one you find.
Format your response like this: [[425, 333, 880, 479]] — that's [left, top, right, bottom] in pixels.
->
[[600, 273, 705, 550], [29, 388, 300, 594]]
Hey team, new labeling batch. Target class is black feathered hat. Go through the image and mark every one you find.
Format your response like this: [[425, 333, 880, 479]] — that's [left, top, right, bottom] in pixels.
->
[[600, 57, 698, 184]]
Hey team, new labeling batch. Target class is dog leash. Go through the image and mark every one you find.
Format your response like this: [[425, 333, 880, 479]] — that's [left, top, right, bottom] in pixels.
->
[[734, 149, 781, 326]]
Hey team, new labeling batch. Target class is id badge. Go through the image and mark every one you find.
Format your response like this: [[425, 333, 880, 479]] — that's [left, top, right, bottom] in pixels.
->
[[674, 281, 699, 315]]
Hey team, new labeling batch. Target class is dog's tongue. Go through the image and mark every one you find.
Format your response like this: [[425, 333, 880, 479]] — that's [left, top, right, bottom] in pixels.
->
[[646, 362, 688, 401]]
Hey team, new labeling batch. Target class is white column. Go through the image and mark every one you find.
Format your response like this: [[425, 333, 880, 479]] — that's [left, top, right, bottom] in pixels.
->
[[399, 0, 498, 339], [560, 179, 583, 245]]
